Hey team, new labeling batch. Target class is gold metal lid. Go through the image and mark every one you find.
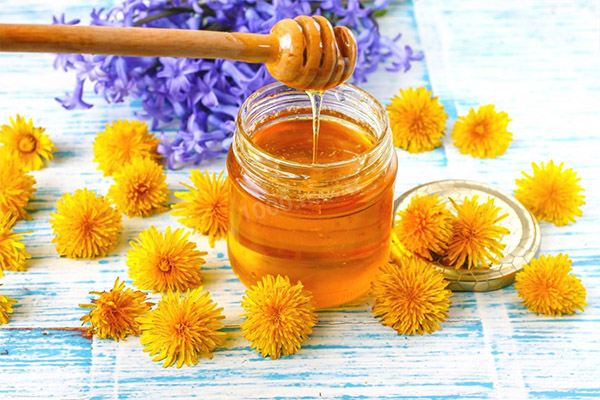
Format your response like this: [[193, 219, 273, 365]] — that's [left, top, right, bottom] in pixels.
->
[[392, 180, 541, 292]]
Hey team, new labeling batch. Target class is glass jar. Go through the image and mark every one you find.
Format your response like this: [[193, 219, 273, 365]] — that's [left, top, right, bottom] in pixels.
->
[[227, 82, 397, 308]]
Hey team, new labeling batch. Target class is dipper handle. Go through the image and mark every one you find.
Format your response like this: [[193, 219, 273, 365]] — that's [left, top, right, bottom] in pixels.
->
[[0, 16, 356, 91]]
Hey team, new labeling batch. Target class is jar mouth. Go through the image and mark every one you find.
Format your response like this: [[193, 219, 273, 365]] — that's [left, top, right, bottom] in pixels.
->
[[234, 82, 391, 170]]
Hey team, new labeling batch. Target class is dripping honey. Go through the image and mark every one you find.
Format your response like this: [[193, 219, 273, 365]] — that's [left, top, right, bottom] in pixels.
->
[[227, 98, 397, 308]]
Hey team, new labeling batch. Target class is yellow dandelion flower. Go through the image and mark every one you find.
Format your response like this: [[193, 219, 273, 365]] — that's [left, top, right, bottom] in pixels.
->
[[515, 254, 586, 316], [80, 278, 153, 341], [452, 104, 512, 158], [0, 213, 31, 276], [50, 189, 122, 258], [514, 160, 584, 226], [0, 286, 18, 326], [93, 120, 160, 176], [0, 146, 21, 165], [138, 288, 226, 368], [127, 226, 206, 292], [241, 275, 317, 360], [386, 87, 447, 153], [0, 114, 56, 171], [0, 158, 36, 221], [172, 170, 229, 248], [108, 158, 170, 217], [393, 195, 454, 260], [445, 196, 510, 269], [372, 256, 452, 335], [390, 229, 413, 265]]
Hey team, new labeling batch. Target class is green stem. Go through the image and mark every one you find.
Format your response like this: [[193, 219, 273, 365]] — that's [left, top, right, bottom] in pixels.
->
[[133, 7, 194, 27]]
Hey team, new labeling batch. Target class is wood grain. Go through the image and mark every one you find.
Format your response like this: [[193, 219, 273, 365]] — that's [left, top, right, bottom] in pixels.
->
[[0, 0, 598, 398], [0, 23, 277, 62]]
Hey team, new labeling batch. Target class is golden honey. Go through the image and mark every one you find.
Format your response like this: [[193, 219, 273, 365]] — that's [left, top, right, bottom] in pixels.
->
[[227, 83, 397, 308]]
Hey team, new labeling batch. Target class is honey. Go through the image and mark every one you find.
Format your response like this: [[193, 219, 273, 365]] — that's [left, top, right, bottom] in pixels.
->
[[227, 83, 397, 308], [251, 119, 372, 164]]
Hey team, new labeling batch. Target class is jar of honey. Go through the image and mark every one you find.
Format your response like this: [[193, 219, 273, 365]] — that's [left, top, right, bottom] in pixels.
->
[[227, 82, 397, 308]]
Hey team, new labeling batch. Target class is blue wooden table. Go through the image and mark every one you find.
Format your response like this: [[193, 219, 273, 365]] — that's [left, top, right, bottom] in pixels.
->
[[1, 1, 599, 398]]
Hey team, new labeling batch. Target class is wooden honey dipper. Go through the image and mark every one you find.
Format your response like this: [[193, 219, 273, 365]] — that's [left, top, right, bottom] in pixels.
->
[[0, 15, 357, 91]]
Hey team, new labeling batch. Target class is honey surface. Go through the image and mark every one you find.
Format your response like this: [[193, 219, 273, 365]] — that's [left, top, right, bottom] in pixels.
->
[[253, 118, 373, 164], [227, 118, 396, 308]]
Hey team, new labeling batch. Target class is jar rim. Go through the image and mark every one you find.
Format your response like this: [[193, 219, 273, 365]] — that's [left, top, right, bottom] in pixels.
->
[[234, 82, 391, 170]]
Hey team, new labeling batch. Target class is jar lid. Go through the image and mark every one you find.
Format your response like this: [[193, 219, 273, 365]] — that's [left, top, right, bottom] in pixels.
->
[[392, 180, 541, 292]]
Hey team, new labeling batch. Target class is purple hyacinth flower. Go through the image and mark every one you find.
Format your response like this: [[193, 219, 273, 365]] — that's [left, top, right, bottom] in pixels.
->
[[191, 72, 220, 109], [373, 0, 390, 10], [157, 57, 203, 100], [337, 0, 370, 29], [158, 131, 183, 169], [381, 35, 425, 73], [72, 54, 108, 82], [139, 94, 174, 129], [319, 0, 343, 12], [56, 79, 93, 110], [53, 0, 422, 169], [52, 13, 80, 25], [53, 53, 82, 73], [259, 0, 311, 30], [103, 76, 136, 103]]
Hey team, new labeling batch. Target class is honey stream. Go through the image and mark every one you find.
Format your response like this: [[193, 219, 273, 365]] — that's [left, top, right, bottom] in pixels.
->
[[306, 90, 324, 164]]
